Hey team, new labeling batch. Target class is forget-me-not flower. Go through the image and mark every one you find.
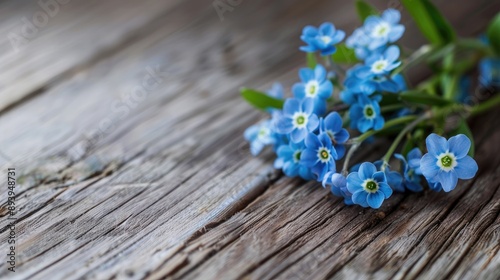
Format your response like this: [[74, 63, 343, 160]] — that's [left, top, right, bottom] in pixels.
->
[[292, 65, 333, 116], [323, 172, 353, 205], [274, 98, 319, 143], [363, 45, 401, 76], [301, 132, 338, 181], [274, 141, 314, 180], [347, 162, 393, 209], [300, 22, 345, 56], [420, 134, 478, 192], [244, 119, 277, 156], [395, 148, 424, 192], [363, 9, 405, 50], [349, 94, 385, 133], [319, 112, 349, 158]]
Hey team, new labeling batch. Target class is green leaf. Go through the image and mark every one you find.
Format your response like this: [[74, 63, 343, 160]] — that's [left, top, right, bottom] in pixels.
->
[[402, 0, 455, 45], [240, 88, 284, 111], [487, 13, 500, 55], [307, 52, 317, 69], [355, 0, 378, 22], [453, 119, 475, 157], [332, 44, 359, 64], [399, 90, 453, 106]]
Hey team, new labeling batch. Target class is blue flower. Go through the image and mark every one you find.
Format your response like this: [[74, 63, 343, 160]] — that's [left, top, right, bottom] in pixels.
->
[[363, 46, 401, 76], [346, 27, 386, 60], [347, 162, 393, 209], [394, 148, 424, 192], [374, 161, 403, 192], [300, 22, 345, 56], [267, 82, 285, 99], [420, 134, 478, 192], [300, 133, 338, 181], [274, 98, 319, 143], [292, 65, 333, 116], [244, 119, 277, 156], [319, 112, 349, 158], [274, 141, 314, 180], [479, 58, 500, 88], [349, 94, 385, 133], [363, 9, 405, 50], [322, 172, 353, 205], [340, 66, 378, 105]]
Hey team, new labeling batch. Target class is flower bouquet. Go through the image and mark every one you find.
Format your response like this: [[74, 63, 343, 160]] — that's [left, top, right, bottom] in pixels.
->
[[241, 0, 500, 209]]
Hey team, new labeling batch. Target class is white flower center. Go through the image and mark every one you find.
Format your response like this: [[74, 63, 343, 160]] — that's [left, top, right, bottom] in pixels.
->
[[317, 147, 331, 163], [372, 22, 391, 38], [258, 127, 270, 139], [437, 152, 457, 172], [362, 179, 379, 193], [363, 105, 376, 120], [371, 60, 388, 74], [292, 112, 309, 129], [305, 81, 319, 97], [320, 36, 332, 44]]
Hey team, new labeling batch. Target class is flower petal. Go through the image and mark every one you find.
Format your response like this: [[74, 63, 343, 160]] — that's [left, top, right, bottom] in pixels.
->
[[455, 156, 478, 179], [426, 133, 448, 156], [347, 172, 363, 192], [359, 162, 377, 180], [334, 129, 350, 144], [319, 22, 335, 36], [318, 81, 333, 99], [325, 112, 342, 132], [437, 171, 458, 192], [283, 98, 300, 116], [352, 190, 369, 207], [290, 128, 307, 143], [299, 68, 314, 82], [448, 134, 471, 159], [420, 153, 439, 179], [292, 83, 306, 99], [314, 65, 327, 81], [367, 191, 384, 209], [382, 8, 401, 24], [379, 182, 393, 197], [372, 171, 386, 183], [307, 114, 319, 131], [302, 98, 315, 115], [305, 132, 321, 149], [385, 45, 400, 63], [300, 148, 318, 167]]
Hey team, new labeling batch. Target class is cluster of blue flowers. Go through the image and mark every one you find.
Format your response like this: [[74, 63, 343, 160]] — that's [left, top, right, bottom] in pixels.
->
[[244, 8, 484, 210]]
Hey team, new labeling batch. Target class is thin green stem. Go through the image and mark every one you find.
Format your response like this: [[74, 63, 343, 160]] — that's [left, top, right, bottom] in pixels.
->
[[351, 115, 418, 144], [341, 115, 418, 173], [469, 94, 500, 116], [381, 104, 405, 113], [381, 112, 432, 168]]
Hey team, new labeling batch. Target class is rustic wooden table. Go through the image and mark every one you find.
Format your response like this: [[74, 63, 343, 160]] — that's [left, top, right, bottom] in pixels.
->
[[1, 0, 499, 279]]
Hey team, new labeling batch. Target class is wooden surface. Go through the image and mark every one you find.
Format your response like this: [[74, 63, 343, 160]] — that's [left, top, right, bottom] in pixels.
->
[[0, 0, 499, 279]]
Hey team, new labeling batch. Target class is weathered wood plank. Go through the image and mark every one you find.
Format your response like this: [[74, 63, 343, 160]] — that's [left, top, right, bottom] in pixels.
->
[[0, 0, 499, 279]]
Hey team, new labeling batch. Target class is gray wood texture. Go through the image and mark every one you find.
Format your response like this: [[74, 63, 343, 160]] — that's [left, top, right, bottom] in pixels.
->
[[0, 0, 499, 279]]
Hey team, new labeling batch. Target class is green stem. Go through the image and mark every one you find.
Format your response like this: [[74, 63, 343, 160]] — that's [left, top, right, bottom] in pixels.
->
[[381, 104, 405, 113], [469, 94, 500, 116], [341, 115, 418, 174], [381, 112, 432, 168], [353, 115, 418, 143]]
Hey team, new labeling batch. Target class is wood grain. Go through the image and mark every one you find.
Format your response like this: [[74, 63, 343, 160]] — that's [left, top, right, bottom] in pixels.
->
[[0, 0, 499, 279]]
